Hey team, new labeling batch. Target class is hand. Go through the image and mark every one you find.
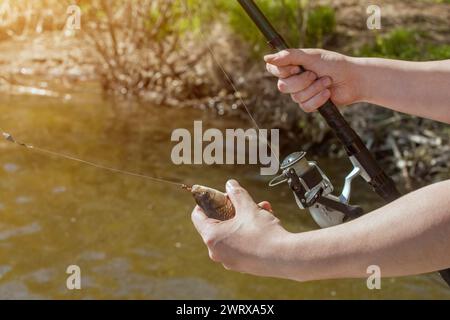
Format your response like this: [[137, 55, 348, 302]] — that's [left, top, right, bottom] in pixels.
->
[[191, 179, 290, 278], [264, 49, 362, 112]]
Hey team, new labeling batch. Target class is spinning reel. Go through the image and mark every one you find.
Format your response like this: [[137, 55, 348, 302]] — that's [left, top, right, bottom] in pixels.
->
[[269, 152, 364, 228]]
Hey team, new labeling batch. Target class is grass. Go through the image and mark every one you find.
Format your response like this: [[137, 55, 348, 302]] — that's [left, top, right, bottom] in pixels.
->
[[357, 28, 450, 61], [220, 0, 336, 56]]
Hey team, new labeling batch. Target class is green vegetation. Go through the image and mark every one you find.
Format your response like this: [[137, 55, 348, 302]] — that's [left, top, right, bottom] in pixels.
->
[[305, 5, 336, 47], [1, 0, 448, 186], [358, 28, 450, 61], [216, 0, 336, 55]]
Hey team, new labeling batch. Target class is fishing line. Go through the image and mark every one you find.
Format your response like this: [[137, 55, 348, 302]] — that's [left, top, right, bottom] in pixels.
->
[[182, 0, 280, 164], [0, 3, 280, 187], [1, 131, 184, 187]]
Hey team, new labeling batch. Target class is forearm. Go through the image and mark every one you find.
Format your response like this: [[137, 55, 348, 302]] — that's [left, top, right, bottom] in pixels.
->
[[352, 57, 450, 123], [277, 180, 450, 282]]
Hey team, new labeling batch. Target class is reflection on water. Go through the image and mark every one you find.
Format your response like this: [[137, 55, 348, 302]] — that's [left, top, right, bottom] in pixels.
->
[[0, 84, 449, 299], [0, 222, 41, 241], [3, 163, 19, 173]]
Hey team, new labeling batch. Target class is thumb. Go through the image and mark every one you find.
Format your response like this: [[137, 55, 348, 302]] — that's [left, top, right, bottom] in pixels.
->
[[264, 49, 315, 67], [226, 179, 258, 214]]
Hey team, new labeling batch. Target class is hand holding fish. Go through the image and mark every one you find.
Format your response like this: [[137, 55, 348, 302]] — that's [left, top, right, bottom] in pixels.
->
[[191, 180, 291, 278], [191, 180, 450, 282]]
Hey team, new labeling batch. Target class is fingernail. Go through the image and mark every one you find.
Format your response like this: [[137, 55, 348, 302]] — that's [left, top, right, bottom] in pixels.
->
[[307, 71, 317, 81], [290, 66, 300, 75], [191, 207, 206, 221], [226, 179, 239, 190], [322, 77, 332, 87], [264, 54, 276, 62]]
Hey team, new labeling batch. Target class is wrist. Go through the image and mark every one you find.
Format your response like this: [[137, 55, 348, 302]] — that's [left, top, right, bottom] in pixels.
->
[[346, 56, 373, 103], [270, 231, 319, 282], [264, 228, 297, 279], [275, 228, 361, 282]]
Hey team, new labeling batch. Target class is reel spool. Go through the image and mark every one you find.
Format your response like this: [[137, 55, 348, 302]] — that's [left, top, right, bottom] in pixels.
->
[[269, 151, 363, 228]]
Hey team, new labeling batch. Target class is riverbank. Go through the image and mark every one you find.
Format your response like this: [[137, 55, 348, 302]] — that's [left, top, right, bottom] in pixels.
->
[[0, 0, 449, 189]]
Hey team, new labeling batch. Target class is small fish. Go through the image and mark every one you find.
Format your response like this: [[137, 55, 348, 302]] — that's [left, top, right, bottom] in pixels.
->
[[183, 184, 235, 221]]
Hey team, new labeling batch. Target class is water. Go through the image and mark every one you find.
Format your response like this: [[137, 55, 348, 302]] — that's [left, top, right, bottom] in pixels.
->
[[0, 83, 449, 299]]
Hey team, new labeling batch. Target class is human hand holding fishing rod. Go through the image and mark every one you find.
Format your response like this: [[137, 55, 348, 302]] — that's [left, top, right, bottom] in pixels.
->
[[264, 49, 450, 122], [191, 53, 450, 282]]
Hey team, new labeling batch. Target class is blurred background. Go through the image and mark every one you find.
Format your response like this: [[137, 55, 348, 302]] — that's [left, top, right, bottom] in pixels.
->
[[0, 0, 449, 299]]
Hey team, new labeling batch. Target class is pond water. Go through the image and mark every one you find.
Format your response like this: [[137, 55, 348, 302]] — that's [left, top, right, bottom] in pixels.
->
[[0, 84, 449, 299]]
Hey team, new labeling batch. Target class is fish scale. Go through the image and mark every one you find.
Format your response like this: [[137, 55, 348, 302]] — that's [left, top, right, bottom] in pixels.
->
[[183, 185, 235, 221]]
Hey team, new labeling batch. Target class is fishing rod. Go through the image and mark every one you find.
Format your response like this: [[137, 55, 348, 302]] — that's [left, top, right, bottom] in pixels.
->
[[234, 0, 450, 286], [238, 0, 400, 203], [227, 0, 399, 228]]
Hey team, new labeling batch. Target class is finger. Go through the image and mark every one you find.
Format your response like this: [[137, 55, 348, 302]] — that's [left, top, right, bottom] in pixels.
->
[[258, 201, 273, 213], [264, 49, 314, 67], [299, 89, 331, 113], [191, 206, 225, 248], [208, 249, 221, 262], [277, 71, 317, 94], [291, 76, 332, 103], [225, 179, 258, 214], [191, 206, 217, 237], [266, 63, 301, 79]]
